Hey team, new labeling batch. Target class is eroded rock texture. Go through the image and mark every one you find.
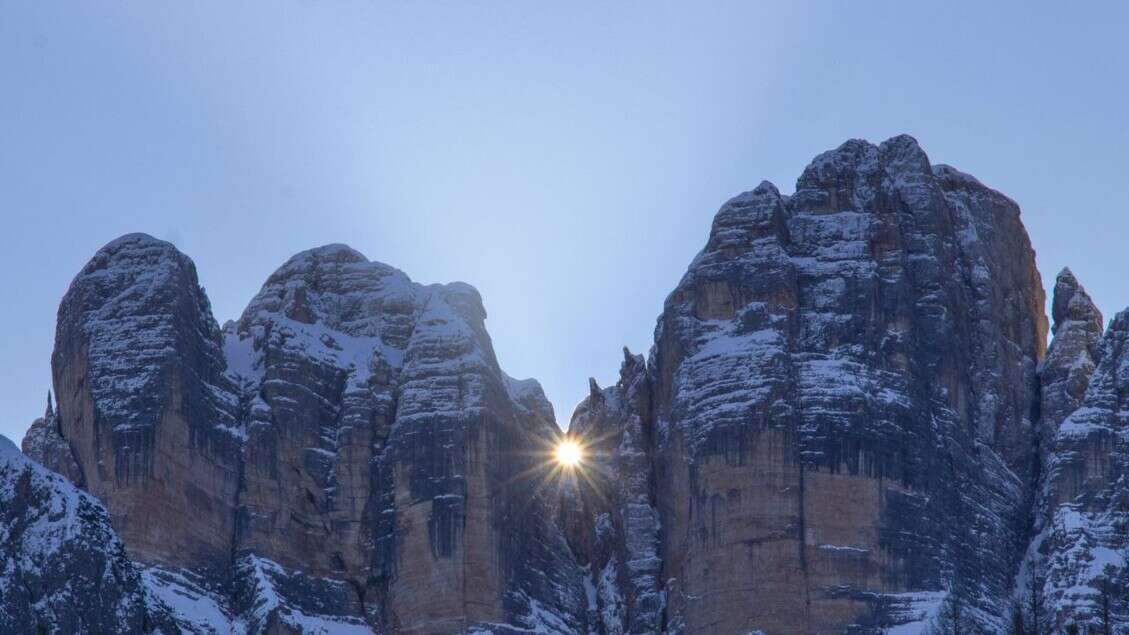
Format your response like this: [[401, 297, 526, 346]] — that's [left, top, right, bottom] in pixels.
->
[[16, 135, 1129, 634], [47, 233, 243, 576], [0, 434, 157, 633], [222, 244, 584, 633], [565, 351, 663, 635], [1033, 272, 1129, 632], [566, 135, 1049, 634], [25, 236, 585, 633]]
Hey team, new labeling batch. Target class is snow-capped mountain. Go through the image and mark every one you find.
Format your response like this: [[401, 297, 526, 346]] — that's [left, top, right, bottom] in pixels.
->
[[7, 136, 1128, 633], [19, 235, 583, 633], [564, 136, 1049, 634]]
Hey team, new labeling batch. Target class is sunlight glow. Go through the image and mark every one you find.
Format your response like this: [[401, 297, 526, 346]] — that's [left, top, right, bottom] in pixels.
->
[[554, 439, 583, 468]]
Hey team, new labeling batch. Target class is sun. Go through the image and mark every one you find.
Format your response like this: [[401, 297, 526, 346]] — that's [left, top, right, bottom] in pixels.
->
[[554, 439, 583, 468]]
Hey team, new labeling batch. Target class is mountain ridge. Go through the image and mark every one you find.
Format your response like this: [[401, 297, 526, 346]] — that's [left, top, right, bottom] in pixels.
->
[[5, 135, 1127, 634]]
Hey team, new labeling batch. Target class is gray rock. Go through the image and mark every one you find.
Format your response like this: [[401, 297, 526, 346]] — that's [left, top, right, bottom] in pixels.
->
[[0, 435, 157, 634], [568, 135, 1047, 633], [24, 236, 587, 633], [16, 136, 1129, 634], [1033, 283, 1129, 632], [565, 349, 663, 635], [49, 233, 242, 575]]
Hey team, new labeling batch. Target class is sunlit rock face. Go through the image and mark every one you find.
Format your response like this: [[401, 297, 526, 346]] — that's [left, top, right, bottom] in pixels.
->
[[24, 235, 586, 633], [1033, 274, 1129, 632], [568, 135, 1049, 634]]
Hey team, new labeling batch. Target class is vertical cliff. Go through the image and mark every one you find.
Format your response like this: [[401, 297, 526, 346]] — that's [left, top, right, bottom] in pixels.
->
[[222, 245, 585, 633], [16, 136, 1129, 634], [565, 350, 663, 635], [568, 135, 1048, 634], [26, 236, 586, 633], [1034, 271, 1128, 632], [46, 233, 243, 575]]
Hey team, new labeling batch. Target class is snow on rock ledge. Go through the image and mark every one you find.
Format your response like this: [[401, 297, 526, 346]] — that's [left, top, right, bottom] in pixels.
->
[[0, 435, 157, 633]]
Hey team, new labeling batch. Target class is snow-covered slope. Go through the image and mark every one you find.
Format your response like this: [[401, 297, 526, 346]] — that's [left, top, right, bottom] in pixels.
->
[[0, 434, 157, 633]]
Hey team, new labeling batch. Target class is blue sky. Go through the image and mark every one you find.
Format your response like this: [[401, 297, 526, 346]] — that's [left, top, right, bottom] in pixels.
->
[[2, 2, 1127, 441]]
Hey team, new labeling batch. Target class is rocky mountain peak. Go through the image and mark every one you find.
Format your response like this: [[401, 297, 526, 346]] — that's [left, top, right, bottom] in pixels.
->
[[620, 134, 1050, 633], [1051, 267, 1103, 334], [1035, 299, 1129, 631], [241, 242, 414, 337], [22, 233, 589, 633], [12, 136, 1129, 633], [1040, 268, 1104, 443]]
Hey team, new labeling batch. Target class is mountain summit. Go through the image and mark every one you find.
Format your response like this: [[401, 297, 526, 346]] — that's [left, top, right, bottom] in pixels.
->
[[6, 137, 1127, 633]]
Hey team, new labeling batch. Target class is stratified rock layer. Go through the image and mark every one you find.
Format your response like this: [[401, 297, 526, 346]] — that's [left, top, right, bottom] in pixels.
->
[[223, 244, 585, 633]]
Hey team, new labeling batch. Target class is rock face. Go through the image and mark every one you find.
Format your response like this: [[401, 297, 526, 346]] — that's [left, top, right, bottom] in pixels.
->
[[1033, 272, 1129, 632], [23, 236, 586, 633], [1038, 269, 1104, 446], [22, 393, 84, 486], [221, 245, 584, 633], [565, 351, 663, 635], [0, 434, 153, 633], [566, 136, 1049, 634], [13, 136, 1129, 634], [47, 233, 243, 575]]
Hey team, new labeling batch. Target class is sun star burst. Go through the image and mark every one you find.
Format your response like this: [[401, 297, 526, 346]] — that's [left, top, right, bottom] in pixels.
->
[[554, 439, 583, 468]]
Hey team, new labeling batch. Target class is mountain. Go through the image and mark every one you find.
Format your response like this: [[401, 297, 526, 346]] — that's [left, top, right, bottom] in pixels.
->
[[1032, 271, 1128, 632], [564, 136, 1048, 633], [9, 135, 1129, 633], [21, 235, 584, 633], [0, 433, 160, 633]]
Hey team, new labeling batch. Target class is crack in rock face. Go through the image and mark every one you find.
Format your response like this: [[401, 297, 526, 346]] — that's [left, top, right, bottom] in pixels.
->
[[7, 136, 1128, 634]]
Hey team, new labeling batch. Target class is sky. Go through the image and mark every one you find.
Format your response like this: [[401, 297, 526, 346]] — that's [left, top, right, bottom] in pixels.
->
[[2, 2, 1128, 442]]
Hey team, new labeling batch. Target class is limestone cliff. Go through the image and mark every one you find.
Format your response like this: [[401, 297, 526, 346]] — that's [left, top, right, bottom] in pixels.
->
[[567, 135, 1049, 634], [1031, 272, 1128, 632], [23, 235, 585, 634], [14, 136, 1129, 634]]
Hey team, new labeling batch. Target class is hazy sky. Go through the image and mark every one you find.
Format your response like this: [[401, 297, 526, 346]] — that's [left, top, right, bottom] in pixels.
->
[[2, 2, 1128, 442]]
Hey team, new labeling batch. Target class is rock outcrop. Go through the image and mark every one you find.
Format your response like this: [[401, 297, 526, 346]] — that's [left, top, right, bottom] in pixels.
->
[[1038, 269, 1104, 446], [23, 236, 586, 633], [22, 392, 84, 486], [47, 233, 243, 575], [564, 350, 663, 635], [222, 244, 585, 633], [14, 135, 1129, 634], [0, 434, 155, 633], [566, 135, 1048, 633], [1032, 273, 1128, 632]]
